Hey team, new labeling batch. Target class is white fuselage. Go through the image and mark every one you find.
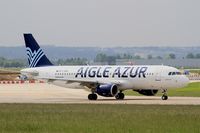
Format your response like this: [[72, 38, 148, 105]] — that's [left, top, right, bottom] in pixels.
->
[[21, 65, 189, 90]]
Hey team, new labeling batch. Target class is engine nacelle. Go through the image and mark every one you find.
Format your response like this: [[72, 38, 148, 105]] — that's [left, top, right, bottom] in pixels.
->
[[96, 84, 118, 97], [136, 89, 158, 96], [18, 75, 28, 80]]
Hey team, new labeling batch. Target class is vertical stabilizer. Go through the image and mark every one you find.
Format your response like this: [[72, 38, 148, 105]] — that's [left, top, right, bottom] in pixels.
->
[[24, 34, 53, 67]]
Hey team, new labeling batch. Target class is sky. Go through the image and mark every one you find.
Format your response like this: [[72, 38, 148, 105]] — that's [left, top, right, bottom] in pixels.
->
[[0, 0, 200, 47]]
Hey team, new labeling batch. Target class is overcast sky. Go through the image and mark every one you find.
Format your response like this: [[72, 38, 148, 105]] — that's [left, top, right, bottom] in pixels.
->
[[0, 0, 200, 47]]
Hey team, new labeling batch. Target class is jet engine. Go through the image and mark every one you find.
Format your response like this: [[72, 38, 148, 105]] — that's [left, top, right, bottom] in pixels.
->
[[96, 84, 118, 97], [18, 74, 28, 80], [136, 89, 158, 96]]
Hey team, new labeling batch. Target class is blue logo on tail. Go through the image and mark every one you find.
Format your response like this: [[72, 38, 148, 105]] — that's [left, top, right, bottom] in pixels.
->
[[24, 33, 53, 67], [26, 48, 45, 67]]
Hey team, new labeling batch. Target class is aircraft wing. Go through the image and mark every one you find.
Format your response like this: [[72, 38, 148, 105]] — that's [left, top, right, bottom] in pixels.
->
[[47, 78, 124, 89]]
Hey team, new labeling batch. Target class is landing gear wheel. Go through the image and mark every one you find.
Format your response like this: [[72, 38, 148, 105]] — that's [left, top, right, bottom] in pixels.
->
[[88, 94, 97, 100], [161, 89, 168, 100], [161, 95, 168, 100], [115, 93, 125, 100]]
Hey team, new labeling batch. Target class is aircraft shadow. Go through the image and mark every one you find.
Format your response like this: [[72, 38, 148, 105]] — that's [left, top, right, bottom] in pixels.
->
[[96, 98, 159, 101]]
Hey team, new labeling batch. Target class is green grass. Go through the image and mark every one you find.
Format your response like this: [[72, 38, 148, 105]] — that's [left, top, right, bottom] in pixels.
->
[[189, 69, 200, 74], [0, 68, 22, 71], [125, 82, 200, 97], [167, 82, 200, 97], [0, 104, 200, 133]]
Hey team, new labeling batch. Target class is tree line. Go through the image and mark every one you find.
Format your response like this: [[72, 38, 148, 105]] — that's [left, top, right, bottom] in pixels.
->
[[0, 57, 89, 68], [0, 52, 200, 67], [185, 53, 200, 59], [0, 57, 26, 68]]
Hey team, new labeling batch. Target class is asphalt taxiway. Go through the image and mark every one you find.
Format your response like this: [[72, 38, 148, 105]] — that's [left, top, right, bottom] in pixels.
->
[[0, 83, 200, 105]]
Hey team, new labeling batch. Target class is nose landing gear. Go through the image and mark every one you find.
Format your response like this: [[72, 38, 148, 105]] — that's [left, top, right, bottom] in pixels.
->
[[161, 89, 168, 100]]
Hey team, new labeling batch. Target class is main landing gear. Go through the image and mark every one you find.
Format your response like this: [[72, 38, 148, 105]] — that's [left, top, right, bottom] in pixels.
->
[[161, 89, 168, 100], [115, 91, 125, 100], [88, 91, 125, 100], [88, 93, 97, 100]]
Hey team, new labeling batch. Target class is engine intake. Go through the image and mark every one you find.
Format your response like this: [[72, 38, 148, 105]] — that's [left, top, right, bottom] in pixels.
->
[[96, 84, 118, 97], [18, 75, 28, 80]]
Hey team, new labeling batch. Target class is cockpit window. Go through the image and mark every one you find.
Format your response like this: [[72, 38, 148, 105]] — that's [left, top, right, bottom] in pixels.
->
[[168, 71, 182, 76], [172, 72, 176, 75]]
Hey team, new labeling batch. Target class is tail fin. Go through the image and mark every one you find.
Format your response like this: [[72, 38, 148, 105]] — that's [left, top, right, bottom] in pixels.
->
[[24, 34, 53, 67]]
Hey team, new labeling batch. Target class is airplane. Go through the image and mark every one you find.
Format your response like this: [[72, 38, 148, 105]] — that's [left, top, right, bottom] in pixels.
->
[[20, 34, 189, 100]]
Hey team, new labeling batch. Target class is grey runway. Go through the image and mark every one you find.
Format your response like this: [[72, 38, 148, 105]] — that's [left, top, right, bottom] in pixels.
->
[[0, 83, 200, 105]]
